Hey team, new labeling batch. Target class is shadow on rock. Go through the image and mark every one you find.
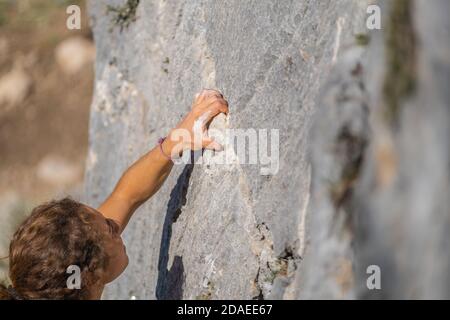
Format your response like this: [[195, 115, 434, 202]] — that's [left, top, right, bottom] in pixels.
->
[[156, 162, 194, 299]]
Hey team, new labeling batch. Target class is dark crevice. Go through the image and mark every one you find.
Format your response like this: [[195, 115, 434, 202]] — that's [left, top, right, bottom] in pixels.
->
[[383, 0, 417, 125], [252, 267, 264, 300], [330, 125, 367, 209]]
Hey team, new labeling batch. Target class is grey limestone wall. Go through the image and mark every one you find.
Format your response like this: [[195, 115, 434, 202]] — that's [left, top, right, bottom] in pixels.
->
[[85, 0, 449, 299]]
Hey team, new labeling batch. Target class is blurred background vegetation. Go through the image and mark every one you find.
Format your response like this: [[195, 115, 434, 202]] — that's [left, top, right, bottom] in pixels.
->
[[0, 0, 93, 285]]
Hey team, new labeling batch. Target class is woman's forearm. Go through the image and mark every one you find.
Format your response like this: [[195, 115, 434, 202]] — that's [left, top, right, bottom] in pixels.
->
[[98, 89, 228, 232], [114, 139, 175, 206], [99, 138, 177, 231]]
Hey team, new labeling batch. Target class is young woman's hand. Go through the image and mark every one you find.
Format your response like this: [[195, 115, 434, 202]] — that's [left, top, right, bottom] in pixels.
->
[[99, 89, 228, 233], [166, 89, 229, 157]]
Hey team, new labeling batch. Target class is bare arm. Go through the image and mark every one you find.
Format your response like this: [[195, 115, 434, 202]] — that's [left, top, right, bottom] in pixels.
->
[[98, 89, 228, 233]]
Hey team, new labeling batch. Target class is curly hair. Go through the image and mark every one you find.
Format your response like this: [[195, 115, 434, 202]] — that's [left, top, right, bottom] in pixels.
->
[[0, 198, 110, 300]]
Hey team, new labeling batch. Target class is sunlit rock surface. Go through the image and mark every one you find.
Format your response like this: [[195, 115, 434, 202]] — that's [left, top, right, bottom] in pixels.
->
[[86, 0, 449, 299]]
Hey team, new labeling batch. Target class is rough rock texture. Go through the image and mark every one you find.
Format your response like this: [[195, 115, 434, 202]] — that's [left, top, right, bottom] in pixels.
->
[[85, 0, 450, 299]]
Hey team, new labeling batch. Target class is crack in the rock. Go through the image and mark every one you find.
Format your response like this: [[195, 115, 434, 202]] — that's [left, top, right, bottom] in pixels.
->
[[249, 222, 299, 299]]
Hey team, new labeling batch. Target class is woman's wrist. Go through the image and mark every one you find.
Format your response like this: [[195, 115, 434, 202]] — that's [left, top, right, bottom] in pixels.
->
[[161, 131, 184, 160]]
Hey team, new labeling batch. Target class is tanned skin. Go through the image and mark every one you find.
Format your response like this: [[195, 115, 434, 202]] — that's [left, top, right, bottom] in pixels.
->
[[86, 89, 228, 299]]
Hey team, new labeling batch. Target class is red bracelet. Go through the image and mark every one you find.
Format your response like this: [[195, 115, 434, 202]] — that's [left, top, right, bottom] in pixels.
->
[[158, 137, 173, 161]]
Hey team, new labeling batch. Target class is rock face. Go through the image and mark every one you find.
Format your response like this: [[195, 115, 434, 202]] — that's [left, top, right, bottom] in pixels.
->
[[85, 0, 450, 299]]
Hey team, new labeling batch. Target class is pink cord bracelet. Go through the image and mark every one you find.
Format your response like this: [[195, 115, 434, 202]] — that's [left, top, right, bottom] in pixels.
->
[[158, 137, 173, 161]]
